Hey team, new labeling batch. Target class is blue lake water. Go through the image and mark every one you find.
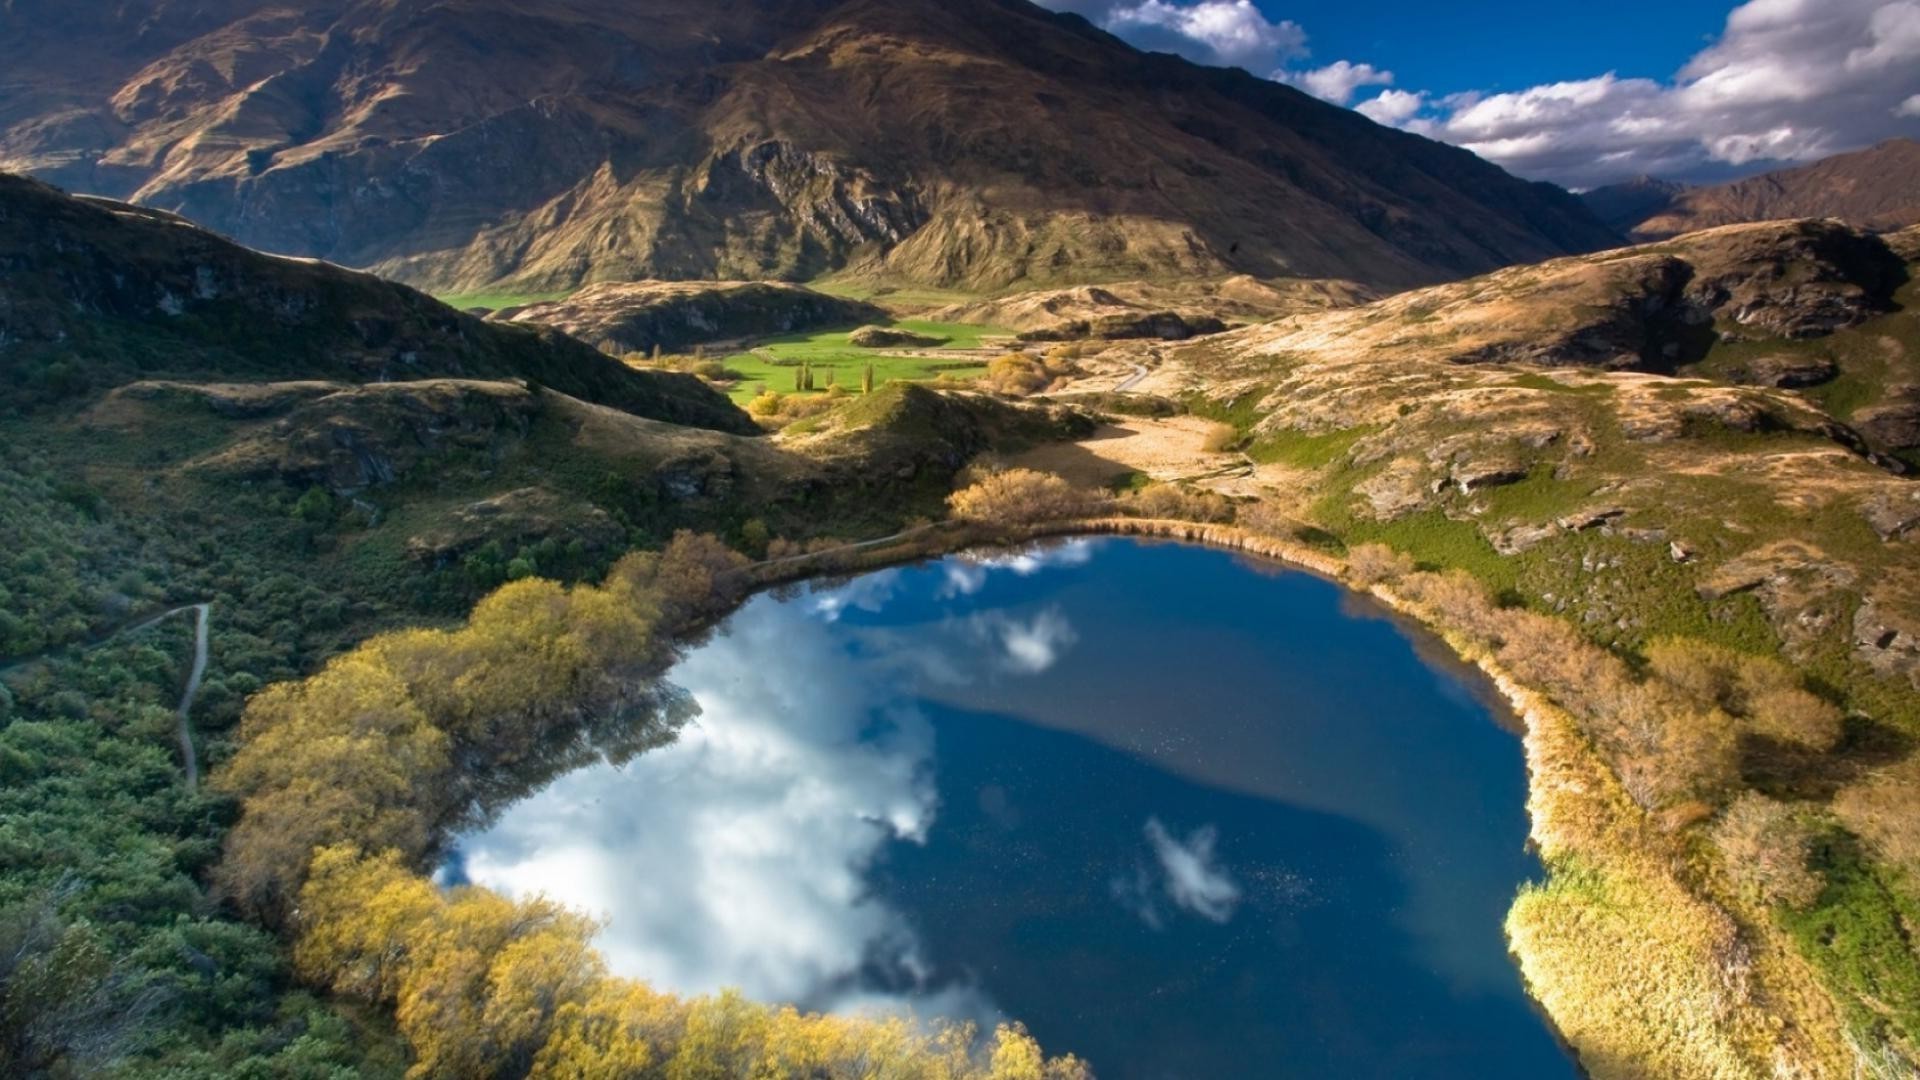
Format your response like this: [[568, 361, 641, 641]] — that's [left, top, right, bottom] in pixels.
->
[[448, 538, 1577, 1078]]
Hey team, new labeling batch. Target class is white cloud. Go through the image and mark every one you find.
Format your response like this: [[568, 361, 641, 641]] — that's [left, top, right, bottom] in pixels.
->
[[1037, 0, 1305, 71], [1362, 0, 1920, 185], [1144, 818, 1241, 923], [1047, 0, 1920, 187], [1356, 88, 1428, 126], [1284, 60, 1394, 105]]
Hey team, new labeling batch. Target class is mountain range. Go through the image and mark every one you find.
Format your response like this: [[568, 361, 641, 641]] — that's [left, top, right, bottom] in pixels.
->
[[0, 0, 1620, 295], [1584, 138, 1920, 240]]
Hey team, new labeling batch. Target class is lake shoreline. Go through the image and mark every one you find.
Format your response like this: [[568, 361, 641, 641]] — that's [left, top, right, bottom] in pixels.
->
[[722, 514, 1850, 1078]]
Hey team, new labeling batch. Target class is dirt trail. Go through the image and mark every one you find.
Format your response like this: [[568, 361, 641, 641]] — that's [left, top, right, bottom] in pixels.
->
[[176, 603, 211, 789], [1, 600, 212, 787]]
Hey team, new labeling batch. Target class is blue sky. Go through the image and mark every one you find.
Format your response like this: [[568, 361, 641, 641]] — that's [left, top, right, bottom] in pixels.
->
[[1261, 0, 1731, 98], [1039, 0, 1920, 188]]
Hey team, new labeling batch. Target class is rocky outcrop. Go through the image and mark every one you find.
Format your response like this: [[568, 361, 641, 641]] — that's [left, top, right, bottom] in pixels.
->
[[499, 282, 881, 354], [1854, 396, 1920, 451], [1724, 354, 1838, 389]]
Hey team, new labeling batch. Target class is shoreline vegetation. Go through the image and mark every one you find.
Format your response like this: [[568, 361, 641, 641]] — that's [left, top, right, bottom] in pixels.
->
[[202, 475, 1903, 1079]]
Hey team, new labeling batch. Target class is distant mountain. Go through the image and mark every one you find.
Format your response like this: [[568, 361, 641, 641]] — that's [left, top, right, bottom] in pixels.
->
[[1578, 176, 1691, 235], [1585, 139, 1920, 241], [0, 172, 754, 432], [0, 0, 1618, 295]]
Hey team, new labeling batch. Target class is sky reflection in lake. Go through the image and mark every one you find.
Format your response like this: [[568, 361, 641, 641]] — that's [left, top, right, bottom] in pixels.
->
[[450, 538, 1576, 1078]]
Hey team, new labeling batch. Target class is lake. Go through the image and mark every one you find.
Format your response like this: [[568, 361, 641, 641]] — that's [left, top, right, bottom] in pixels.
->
[[446, 538, 1577, 1078]]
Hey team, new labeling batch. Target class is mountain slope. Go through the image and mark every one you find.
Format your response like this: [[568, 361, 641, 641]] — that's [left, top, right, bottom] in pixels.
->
[[1587, 139, 1920, 241], [0, 172, 755, 432], [0, 0, 1619, 294]]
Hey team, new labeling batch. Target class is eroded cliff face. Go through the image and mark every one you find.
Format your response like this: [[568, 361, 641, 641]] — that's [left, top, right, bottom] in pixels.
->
[[0, 0, 1620, 294]]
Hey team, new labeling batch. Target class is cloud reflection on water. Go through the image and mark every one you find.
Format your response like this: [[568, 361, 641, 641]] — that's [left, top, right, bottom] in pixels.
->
[[455, 543, 1092, 1025]]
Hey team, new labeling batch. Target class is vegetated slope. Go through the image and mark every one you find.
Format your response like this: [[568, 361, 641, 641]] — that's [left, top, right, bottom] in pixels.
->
[[0, 172, 1097, 1073], [496, 281, 884, 353], [1125, 219, 1920, 1077], [0, 0, 1618, 294], [1586, 139, 1920, 241], [0, 173, 755, 432]]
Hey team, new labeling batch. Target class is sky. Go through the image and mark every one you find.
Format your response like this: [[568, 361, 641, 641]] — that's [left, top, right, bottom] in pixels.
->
[[1035, 0, 1920, 189]]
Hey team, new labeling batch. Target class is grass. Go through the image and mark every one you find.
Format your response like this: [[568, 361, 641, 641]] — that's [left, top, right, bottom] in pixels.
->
[[1781, 831, 1920, 1051], [718, 320, 1002, 402], [806, 278, 990, 310], [1246, 425, 1378, 469], [433, 288, 574, 312]]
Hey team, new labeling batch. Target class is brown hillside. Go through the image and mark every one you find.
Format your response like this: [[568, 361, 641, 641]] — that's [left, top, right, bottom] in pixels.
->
[[1617, 139, 1920, 241]]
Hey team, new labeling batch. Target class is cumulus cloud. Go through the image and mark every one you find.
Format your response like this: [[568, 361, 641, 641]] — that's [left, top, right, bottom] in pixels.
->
[[1360, 0, 1920, 185], [1282, 60, 1394, 105], [1114, 818, 1242, 927], [1356, 88, 1428, 126], [1037, 0, 1305, 71]]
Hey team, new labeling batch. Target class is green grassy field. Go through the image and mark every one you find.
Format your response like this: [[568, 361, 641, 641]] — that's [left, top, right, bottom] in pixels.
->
[[435, 288, 574, 312], [718, 320, 1004, 401]]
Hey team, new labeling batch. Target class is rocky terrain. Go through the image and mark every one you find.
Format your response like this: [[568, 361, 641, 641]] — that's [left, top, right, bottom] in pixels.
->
[[495, 280, 881, 354], [1586, 139, 1920, 241], [1086, 216, 1920, 735], [0, 0, 1619, 295]]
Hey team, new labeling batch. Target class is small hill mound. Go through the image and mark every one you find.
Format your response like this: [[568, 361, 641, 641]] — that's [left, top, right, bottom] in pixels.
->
[[1230, 219, 1909, 374], [497, 282, 883, 354], [848, 325, 946, 348]]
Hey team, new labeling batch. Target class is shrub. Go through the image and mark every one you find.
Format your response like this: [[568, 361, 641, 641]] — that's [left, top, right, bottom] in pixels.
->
[[1200, 422, 1239, 453], [983, 351, 1078, 396], [1123, 483, 1233, 523], [1646, 638, 1842, 750], [1711, 793, 1823, 908], [1833, 758, 1920, 876], [1346, 543, 1415, 587], [947, 469, 1106, 526], [1235, 501, 1310, 541]]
